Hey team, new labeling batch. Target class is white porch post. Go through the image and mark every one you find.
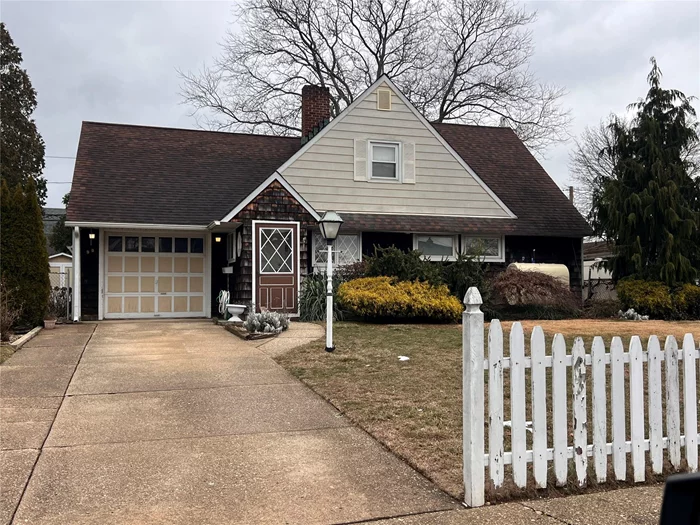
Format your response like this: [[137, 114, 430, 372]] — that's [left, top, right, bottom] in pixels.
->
[[325, 241, 334, 351], [463, 287, 485, 507], [72, 227, 81, 322]]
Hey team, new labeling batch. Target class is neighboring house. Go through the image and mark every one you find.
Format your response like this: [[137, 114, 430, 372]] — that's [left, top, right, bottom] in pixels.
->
[[43, 207, 73, 288], [66, 76, 591, 321], [583, 240, 615, 300]]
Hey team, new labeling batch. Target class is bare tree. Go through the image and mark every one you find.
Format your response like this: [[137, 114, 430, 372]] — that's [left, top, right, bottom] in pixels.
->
[[570, 115, 700, 216], [179, 0, 570, 154], [568, 118, 618, 216]]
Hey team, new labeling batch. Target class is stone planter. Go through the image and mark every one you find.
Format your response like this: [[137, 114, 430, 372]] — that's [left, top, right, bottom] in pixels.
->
[[44, 319, 56, 330]]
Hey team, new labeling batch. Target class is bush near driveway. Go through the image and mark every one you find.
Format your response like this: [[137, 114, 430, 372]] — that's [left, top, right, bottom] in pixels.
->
[[338, 276, 462, 323], [0, 179, 50, 327]]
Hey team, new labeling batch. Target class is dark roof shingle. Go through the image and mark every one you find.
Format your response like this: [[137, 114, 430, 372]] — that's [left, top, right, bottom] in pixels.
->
[[68, 122, 301, 225], [433, 123, 591, 237], [68, 120, 591, 237]]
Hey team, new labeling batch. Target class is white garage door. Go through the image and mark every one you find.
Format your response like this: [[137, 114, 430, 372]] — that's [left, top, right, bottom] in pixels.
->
[[105, 233, 206, 319]]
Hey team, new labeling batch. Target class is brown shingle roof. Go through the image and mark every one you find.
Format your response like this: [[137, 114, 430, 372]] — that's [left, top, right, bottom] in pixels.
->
[[68, 122, 301, 225], [433, 123, 591, 237], [68, 120, 591, 237]]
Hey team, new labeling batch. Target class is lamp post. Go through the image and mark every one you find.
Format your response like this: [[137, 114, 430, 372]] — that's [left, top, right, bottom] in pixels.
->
[[318, 211, 343, 352]]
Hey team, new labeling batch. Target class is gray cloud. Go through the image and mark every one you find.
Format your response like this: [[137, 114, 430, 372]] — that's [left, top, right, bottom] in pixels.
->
[[2, 0, 699, 208]]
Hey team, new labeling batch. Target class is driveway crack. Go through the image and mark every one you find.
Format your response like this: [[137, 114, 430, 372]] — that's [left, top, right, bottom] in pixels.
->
[[9, 323, 96, 524]]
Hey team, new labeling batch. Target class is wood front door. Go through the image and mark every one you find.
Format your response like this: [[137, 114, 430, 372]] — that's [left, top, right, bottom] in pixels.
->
[[254, 222, 298, 313]]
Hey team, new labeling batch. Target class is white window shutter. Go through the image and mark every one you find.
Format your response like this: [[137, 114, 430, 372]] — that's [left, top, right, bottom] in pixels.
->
[[354, 139, 367, 181], [403, 142, 415, 184]]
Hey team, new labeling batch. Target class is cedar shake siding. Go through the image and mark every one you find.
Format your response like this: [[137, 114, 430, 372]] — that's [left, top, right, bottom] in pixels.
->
[[230, 180, 316, 306]]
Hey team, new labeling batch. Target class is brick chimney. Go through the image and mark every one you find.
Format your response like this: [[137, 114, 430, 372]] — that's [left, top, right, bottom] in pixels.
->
[[301, 85, 331, 140]]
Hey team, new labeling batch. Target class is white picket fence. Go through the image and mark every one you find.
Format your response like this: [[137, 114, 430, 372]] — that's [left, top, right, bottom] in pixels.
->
[[462, 287, 700, 507]]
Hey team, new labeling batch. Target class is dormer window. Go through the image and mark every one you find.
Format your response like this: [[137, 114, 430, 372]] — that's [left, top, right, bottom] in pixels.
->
[[369, 141, 400, 181]]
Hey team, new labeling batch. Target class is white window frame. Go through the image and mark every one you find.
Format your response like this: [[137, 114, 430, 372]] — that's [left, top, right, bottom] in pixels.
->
[[461, 235, 505, 262], [312, 232, 362, 268], [368, 141, 401, 182], [226, 232, 236, 263], [413, 234, 458, 261]]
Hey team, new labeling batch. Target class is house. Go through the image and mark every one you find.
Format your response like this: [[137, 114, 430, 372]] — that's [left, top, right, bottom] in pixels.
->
[[66, 76, 591, 321], [583, 240, 615, 300], [43, 207, 73, 288]]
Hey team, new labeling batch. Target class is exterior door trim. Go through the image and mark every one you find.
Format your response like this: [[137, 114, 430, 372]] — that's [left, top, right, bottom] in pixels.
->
[[251, 220, 301, 316]]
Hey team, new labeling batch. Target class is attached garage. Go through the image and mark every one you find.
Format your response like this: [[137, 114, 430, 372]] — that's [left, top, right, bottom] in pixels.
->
[[103, 232, 208, 319]]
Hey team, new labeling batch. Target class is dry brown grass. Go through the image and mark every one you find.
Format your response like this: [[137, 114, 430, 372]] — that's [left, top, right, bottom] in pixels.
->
[[276, 320, 700, 502]]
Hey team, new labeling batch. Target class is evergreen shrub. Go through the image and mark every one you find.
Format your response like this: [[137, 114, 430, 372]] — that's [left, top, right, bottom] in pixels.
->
[[337, 276, 462, 323]]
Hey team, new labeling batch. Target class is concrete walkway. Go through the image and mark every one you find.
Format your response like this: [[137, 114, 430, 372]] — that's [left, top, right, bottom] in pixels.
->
[[0, 321, 456, 525]]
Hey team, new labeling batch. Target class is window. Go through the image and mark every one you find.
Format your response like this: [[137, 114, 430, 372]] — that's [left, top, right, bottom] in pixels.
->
[[414, 235, 456, 260], [159, 237, 172, 253], [369, 141, 399, 181], [174, 238, 189, 253], [462, 236, 504, 262], [125, 236, 139, 252], [312, 232, 361, 267], [108, 236, 122, 252], [190, 238, 204, 254], [141, 237, 155, 252]]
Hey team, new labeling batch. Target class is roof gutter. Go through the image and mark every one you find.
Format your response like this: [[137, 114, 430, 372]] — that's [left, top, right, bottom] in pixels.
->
[[65, 221, 210, 231]]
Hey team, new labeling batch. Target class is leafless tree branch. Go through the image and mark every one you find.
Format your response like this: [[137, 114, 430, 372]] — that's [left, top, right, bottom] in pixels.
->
[[179, 0, 570, 154]]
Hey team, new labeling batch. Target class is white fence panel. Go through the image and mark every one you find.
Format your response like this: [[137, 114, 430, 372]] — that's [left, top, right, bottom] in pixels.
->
[[647, 336, 663, 474], [488, 320, 504, 488], [591, 336, 607, 483], [571, 338, 588, 487], [682, 334, 698, 471], [530, 326, 547, 489], [462, 287, 700, 508], [665, 336, 682, 469], [552, 333, 569, 487], [610, 336, 627, 481], [629, 336, 645, 482], [509, 322, 527, 488]]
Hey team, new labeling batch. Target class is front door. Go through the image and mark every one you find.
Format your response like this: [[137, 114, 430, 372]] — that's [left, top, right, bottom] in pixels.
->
[[254, 222, 298, 313]]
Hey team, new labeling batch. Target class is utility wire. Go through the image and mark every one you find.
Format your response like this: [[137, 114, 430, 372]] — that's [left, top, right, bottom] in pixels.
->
[[46, 155, 76, 160]]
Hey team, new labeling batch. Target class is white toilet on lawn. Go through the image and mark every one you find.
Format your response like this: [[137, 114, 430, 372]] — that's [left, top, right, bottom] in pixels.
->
[[226, 304, 247, 322]]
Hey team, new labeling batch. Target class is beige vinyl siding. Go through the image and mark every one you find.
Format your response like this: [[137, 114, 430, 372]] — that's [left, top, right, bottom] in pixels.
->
[[281, 83, 511, 218]]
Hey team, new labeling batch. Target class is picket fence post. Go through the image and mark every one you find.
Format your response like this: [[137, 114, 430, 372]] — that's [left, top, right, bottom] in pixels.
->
[[463, 287, 485, 507]]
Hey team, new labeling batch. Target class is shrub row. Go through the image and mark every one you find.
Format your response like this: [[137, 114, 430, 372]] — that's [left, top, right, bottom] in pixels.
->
[[617, 279, 700, 320], [337, 276, 463, 323]]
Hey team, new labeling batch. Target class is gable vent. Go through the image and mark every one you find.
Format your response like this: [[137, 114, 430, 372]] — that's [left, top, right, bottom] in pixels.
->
[[377, 89, 392, 111]]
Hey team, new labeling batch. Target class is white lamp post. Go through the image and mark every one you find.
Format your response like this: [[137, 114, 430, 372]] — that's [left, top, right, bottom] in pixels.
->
[[318, 211, 343, 352]]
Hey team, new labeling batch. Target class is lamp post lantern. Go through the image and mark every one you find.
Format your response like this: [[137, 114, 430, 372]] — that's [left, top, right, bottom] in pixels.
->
[[318, 211, 343, 352]]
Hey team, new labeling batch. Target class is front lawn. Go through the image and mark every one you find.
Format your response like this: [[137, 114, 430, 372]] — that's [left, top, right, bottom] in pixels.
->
[[275, 320, 700, 500]]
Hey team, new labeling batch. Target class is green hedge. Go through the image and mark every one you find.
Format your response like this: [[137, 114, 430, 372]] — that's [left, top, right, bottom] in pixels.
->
[[0, 179, 50, 326], [617, 279, 700, 319]]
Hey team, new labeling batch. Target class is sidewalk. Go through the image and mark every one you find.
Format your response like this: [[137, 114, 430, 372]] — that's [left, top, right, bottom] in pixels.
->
[[372, 485, 664, 524]]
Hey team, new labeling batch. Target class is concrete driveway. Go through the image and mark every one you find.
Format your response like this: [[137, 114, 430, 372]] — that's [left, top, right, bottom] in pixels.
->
[[1, 321, 456, 524]]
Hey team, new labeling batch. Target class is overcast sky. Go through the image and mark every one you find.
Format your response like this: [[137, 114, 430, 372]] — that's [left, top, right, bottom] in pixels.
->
[[2, 0, 699, 208]]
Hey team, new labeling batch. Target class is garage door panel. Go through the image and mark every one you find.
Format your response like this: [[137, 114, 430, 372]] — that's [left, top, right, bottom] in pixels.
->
[[124, 277, 139, 293], [141, 257, 155, 272], [104, 233, 206, 319], [174, 277, 188, 293], [141, 277, 155, 292]]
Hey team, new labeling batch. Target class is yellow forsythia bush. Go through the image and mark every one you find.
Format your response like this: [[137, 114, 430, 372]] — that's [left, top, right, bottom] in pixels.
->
[[337, 276, 463, 323]]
